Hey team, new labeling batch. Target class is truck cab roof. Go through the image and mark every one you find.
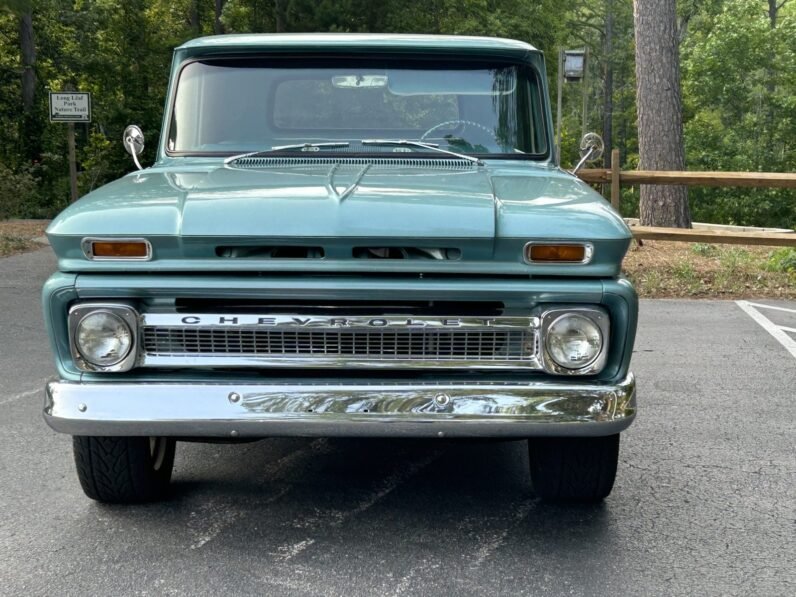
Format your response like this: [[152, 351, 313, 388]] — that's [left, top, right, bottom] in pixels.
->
[[176, 33, 541, 60]]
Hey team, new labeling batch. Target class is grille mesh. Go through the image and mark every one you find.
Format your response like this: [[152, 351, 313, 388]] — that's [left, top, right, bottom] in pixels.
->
[[227, 156, 476, 170], [142, 327, 535, 363]]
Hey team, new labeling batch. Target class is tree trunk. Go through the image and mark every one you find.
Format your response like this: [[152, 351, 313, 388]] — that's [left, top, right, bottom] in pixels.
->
[[18, 7, 41, 162], [189, 0, 201, 35], [633, 0, 691, 228], [763, 1, 786, 163], [274, 0, 286, 32], [617, 37, 628, 165], [214, 0, 226, 34], [19, 10, 36, 113], [602, 0, 614, 168], [767, 0, 789, 28]]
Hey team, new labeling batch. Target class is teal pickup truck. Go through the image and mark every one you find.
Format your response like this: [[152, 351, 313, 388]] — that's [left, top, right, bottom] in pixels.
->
[[42, 34, 637, 504]]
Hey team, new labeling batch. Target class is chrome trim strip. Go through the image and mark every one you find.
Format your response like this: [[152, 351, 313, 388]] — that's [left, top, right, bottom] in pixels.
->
[[43, 374, 636, 438], [523, 241, 594, 265], [141, 355, 542, 370], [81, 237, 153, 261], [141, 314, 540, 329], [68, 303, 140, 373]]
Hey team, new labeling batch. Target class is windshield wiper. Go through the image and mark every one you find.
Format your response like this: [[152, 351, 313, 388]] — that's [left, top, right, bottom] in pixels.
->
[[360, 139, 483, 165], [224, 142, 350, 164]]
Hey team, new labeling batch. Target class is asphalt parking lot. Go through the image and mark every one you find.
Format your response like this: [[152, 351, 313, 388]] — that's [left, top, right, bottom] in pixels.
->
[[1, 248, 794, 596]]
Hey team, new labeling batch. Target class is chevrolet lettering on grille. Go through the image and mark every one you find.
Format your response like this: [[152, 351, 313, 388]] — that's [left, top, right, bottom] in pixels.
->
[[164, 315, 540, 328]]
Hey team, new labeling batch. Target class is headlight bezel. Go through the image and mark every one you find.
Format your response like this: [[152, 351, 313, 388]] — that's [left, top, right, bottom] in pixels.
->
[[540, 306, 610, 375], [68, 303, 139, 372]]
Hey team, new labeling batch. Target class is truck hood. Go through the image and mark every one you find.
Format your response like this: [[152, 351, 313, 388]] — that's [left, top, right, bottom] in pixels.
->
[[47, 160, 630, 275], [180, 163, 497, 239], [49, 161, 627, 238]]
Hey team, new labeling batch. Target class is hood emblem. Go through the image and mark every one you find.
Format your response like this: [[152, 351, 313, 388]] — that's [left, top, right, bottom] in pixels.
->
[[326, 163, 371, 201]]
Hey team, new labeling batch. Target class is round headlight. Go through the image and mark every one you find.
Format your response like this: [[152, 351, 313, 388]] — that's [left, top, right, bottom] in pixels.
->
[[76, 311, 133, 367], [545, 313, 603, 369]]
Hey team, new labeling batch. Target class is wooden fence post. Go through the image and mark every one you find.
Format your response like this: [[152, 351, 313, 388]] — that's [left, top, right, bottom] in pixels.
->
[[610, 148, 620, 212]]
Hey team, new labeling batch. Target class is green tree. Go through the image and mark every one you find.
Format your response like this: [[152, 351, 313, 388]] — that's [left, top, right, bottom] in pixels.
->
[[681, 0, 796, 227], [0, 0, 793, 229]]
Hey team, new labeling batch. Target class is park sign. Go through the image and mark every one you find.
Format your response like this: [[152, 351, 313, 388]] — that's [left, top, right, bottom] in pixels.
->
[[49, 92, 91, 123], [49, 91, 91, 203]]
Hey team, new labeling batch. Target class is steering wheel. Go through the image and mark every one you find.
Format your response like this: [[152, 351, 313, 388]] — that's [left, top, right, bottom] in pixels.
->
[[419, 119, 498, 146]]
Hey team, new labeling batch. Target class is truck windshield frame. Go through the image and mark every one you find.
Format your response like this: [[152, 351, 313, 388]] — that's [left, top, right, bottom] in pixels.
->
[[165, 55, 551, 160]]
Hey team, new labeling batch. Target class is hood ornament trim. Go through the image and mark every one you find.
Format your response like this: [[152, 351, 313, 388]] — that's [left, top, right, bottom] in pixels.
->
[[326, 163, 371, 201]]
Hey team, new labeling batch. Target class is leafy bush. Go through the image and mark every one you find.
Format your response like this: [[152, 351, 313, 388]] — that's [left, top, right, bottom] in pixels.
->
[[619, 186, 640, 218], [0, 164, 38, 219], [766, 248, 796, 273], [79, 132, 115, 196]]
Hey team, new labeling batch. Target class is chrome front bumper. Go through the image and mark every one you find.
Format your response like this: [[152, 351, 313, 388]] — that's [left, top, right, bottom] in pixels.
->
[[44, 374, 636, 438]]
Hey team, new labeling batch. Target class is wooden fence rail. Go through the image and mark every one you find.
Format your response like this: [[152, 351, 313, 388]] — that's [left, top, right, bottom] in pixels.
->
[[577, 149, 796, 247], [630, 226, 796, 247]]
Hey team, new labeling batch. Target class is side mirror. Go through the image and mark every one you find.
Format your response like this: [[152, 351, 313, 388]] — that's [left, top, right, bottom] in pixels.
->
[[123, 125, 145, 171], [570, 132, 604, 175]]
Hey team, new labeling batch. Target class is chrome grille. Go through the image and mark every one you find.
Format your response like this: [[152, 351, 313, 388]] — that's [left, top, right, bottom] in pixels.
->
[[139, 314, 541, 370], [144, 327, 533, 359]]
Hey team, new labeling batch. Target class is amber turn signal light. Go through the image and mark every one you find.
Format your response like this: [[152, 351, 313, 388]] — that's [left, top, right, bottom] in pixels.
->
[[526, 243, 590, 263], [83, 239, 151, 260]]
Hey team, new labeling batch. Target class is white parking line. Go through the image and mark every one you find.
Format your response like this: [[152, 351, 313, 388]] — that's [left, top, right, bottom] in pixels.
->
[[743, 301, 796, 315], [736, 300, 796, 359]]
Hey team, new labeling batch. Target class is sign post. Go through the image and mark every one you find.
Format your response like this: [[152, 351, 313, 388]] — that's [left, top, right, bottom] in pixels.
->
[[49, 92, 91, 203], [556, 49, 563, 165], [556, 49, 589, 167]]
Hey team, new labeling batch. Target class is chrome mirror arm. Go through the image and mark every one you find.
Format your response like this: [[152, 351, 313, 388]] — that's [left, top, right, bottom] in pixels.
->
[[569, 146, 595, 175], [125, 137, 143, 171], [122, 125, 145, 171], [569, 132, 604, 175]]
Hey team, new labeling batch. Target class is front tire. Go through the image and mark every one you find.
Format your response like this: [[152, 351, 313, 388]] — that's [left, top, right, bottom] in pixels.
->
[[72, 436, 176, 503], [528, 434, 620, 503]]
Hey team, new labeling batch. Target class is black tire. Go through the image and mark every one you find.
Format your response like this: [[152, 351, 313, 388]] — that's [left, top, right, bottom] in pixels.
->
[[528, 434, 620, 503], [72, 436, 176, 503]]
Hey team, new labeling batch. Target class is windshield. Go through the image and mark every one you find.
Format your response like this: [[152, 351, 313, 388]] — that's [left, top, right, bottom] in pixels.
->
[[167, 57, 549, 158]]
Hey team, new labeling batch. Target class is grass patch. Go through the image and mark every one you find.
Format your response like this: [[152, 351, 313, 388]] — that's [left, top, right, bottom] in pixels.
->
[[0, 235, 35, 256], [624, 240, 796, 299], [0, 219, 49, 257], [690, 242, 719, 257]]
